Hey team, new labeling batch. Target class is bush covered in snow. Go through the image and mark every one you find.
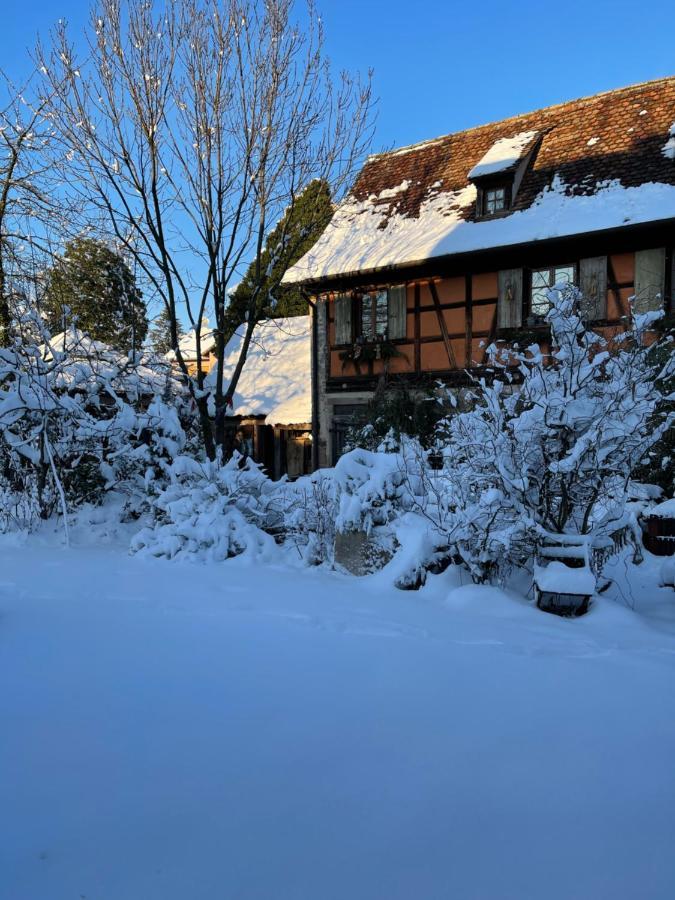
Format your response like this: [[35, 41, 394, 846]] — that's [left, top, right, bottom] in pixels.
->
[[130, 454, 281, 563], [0, 316, 193, 531], [411, 285, 673, 582], [345, 381, 449, 453]]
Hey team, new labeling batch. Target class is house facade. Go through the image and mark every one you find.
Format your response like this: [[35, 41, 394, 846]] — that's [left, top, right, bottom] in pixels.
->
[[282, 77, 675, 468], [205, 316, 313, 479]]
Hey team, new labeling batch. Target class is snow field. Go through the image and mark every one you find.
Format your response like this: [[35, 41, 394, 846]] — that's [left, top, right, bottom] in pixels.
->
[[1, 539, 674, 900]]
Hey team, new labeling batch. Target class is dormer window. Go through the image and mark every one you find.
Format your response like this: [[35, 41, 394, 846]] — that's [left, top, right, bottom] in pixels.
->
[[483, 185, 508, 216], [469, 130, 541, 221]]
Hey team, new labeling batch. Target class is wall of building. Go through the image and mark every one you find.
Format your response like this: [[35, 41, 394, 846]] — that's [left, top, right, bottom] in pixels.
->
[[313, 242, 672, 468]]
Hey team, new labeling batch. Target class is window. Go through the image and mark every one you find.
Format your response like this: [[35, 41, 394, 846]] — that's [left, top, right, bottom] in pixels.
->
[[484, 186, 507, 215], [360, 289, 388, 341], [530, 264, 576, 317], [331, 404, 368, 464]]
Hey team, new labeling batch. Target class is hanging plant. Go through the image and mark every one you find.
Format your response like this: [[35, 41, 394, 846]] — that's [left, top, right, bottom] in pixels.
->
[[339, 336, 405, 374]]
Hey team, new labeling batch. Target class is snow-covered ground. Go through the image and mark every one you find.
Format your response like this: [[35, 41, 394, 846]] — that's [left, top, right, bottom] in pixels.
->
[[2, 534, 674, 899]]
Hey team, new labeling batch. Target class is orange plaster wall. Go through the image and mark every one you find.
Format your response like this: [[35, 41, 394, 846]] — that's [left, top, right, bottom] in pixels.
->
[[388, 347, 415, 373], [420, 341, 450, 370], [407, 285, 416, 310], [420, 310, 438, 337], [470, 338, 488, 366], [472, 303, 497, 333], [330, 350, 352, 377], [472, 272, 498, 301], [434, 276, 465, 303], [607, 287, 633, 320], [443, 307, 465, 333], [406, 312, 415, 337], [371, 346, 415, 375], [610, 253, 635, 284]]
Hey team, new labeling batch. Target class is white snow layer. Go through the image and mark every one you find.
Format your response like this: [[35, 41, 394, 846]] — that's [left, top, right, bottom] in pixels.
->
[[1, 538, 675, 900], [283, 177, 675, 283], [467, 130, 538, 179], [168, 321, 217, 362], [534, 561, 596, 594], [650, 496, 675, 517], [206, 316, 311, 425], [39, 328, 169, 394], [663, 122, 675, 160]]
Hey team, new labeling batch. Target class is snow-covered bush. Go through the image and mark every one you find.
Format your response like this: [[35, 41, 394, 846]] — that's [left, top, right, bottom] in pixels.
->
[[0, 317, 191, 530], [329, 288, 673, 587], [427, 285, 674, 582], [345, 382, 449, 452], [282, 470, 339, 565], [130, 454, 280, 562]]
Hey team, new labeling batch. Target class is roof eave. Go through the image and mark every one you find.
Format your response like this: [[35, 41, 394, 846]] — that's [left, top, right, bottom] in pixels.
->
[[289, 214, 675, 291]]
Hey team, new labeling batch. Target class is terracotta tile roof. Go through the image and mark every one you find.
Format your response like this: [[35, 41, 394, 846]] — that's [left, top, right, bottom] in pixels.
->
[[282, 78, 675, 284], [353, 77, 675, 222]]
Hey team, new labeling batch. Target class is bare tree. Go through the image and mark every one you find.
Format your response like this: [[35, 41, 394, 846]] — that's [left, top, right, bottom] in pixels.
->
[[39, 0, 373, 458], [0, 69, 61, 345]]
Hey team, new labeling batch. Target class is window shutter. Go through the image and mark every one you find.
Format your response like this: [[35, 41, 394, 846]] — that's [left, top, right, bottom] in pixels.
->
[[497, 269, 523, 328], [634, 248, 666, 314], [387, 285, 407, 339], [334, 292, 352, 344], [579, 256, 607, 321]]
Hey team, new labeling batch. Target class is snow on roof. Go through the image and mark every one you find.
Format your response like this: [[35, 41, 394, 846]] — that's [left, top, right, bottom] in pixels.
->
[[663, 122, 675, 161], [205, 316, 311, 426], [650, 497, 675, 518], [282, 77, 675, 284], [534, 562, 596, 595], [40, 328, 109, 360], [166, 322, 217, 362], [282, 177, 675, 284], [39, 328, 170, 395], [467, 130, 538, 179]]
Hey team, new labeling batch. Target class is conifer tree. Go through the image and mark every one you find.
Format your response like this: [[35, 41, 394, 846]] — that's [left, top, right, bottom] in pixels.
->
[[149, 305, 184, 357], [224, 180, 332, 339], [43, 237, 148, 353]]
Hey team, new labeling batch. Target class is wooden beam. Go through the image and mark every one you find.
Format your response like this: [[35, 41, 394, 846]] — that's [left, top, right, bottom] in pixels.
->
[[607, 257, 627, 318], [464, 275, 473, 367], [428, 279, 458, 369], [481, 305, 499, 365], [414, 282, 421, 373]]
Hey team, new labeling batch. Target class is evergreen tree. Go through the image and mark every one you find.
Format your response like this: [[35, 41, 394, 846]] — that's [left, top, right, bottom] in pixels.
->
[[224, 180, 332, 338], [149, 305, 184, 356], [43, 237, 148, 353]]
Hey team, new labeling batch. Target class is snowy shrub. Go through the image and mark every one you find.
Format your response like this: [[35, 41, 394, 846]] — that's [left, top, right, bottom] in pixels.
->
[[426, 285, 674, 583], [0, 316, 190, 531], [346, 381, 449, 452], [130, 454, 280, 563], [282, 470, 339, 565], [333, 446, 411, 533]]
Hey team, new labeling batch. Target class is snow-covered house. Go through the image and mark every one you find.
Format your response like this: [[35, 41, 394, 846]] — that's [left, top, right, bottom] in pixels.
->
[[205, 316, 312, 479], [40, 328, 171, 400], [282, 77, 675, 466], [167, 322, 217, 376]]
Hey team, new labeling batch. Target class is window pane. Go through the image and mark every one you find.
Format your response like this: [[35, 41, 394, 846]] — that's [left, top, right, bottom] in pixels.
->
[[553, 265, 575, 287], [485, 187, 506, 214], [361, 295, 372, 340], [530, 268, 551, 316], [531, 288, 550, 316], [375, 291, 388, 336], [531, 269, 549, 289]]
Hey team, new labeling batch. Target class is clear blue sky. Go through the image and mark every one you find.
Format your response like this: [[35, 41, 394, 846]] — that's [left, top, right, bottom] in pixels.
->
[[5, 0, 674, 154]]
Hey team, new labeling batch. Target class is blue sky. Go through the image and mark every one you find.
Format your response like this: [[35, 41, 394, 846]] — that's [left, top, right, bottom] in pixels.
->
[[5, 0, 674, 154]]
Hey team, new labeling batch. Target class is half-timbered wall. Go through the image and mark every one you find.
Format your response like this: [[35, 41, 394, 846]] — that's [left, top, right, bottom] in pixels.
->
[[313, 242, 673, 467], [322, 249, 671, 384]]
